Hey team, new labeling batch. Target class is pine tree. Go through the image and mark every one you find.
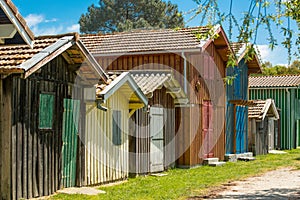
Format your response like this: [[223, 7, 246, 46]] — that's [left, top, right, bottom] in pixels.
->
[[79, 0, 184, 34]]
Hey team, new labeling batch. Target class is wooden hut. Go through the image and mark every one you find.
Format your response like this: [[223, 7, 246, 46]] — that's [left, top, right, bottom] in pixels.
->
[[81, 25, 231, 167], [226, 43, 261, 154], [83, 72, 148, 185], [249, 75, 300, 149], [248, 99, 280, 155], [127, 70, 188, 174], [0, 31, 108, 199]]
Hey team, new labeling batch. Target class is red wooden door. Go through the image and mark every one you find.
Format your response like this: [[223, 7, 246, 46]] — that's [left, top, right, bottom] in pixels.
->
[[202, 100, 214, 158]]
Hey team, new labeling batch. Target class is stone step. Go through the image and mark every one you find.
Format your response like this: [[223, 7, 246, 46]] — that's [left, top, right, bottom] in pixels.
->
[[203, 157, 219, 165], [224, 154, 237, 162], [238, 157, 256, 162], [209, 161, 226, 167]]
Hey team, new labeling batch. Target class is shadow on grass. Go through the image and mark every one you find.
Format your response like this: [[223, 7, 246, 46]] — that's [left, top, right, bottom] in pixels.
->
[[190, 188, 300, 199]]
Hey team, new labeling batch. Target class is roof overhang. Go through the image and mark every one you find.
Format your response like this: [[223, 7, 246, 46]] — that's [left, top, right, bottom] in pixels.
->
[[97, 72, 148, 107], [237, 43, 262, 74], [1, 34, 109, 84], [0, 0, 34, 47], [130, 70, 189, 105], [201, 25, 234, 62]]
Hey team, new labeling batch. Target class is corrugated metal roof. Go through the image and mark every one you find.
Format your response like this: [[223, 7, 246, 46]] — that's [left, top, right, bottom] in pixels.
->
[[130, 70, 188, 105], [249, 75, 300, 88], [248, 99, 279, 120], [80, 26, 215, 55]]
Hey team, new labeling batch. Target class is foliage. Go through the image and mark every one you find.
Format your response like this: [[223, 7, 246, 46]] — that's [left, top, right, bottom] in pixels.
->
[[251, 60, 300, 76], [51, 149, 300, 200], [79, 0, 185, 34], [190, 0, 300, 64]]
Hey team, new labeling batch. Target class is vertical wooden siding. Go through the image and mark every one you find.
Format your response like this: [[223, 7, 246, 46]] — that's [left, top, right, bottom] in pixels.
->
[[6, 56, 83, 199], [85, 90, 129, 185], [250, 88, 299, 149], [96, 43, 226, 166], [129, 88, 175, 174], [226, 60, 249, 154]]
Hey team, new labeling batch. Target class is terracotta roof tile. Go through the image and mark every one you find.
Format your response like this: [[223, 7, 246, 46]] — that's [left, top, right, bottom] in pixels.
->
[[249, 75, 300, 88], [80, 27, 212, 55], [0, 34, 74, 70], [248, 99, 279, 120]]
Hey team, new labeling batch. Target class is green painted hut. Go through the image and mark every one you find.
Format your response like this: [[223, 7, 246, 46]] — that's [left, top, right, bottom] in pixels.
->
[[249, 75, 300, 149]]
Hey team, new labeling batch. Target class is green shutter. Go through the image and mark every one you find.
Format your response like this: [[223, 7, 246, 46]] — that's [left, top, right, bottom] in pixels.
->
[[112, 110, 122, 145], [39, 93, 54, 129]]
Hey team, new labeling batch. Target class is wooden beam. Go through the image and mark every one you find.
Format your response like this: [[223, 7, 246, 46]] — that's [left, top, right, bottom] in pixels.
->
[[129, 103, 144, 110], [166, 87, 181, 94]]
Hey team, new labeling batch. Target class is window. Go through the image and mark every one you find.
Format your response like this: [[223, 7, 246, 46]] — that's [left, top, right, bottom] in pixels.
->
[[112, 110, 122, 145], [39, 93, 54, 129]]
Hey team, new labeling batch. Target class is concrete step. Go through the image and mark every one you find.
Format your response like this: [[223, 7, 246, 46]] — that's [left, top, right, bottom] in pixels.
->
[[209, 161, 226, 167], [203, 158, 219, 165], [238, 157, 256, 162], [224, 154, 237, 162]]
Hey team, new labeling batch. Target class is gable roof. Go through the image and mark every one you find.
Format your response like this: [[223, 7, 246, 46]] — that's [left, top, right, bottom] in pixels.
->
[[249, 75, 300, 88], [130, 70, 189, 105], [248, 99, 279, 120], [0, 0, 34, 47], [231, 42, 261, 74], [80, 25, 233, 61], [0, 33, 108, 83], [95, 72, 148, 107]]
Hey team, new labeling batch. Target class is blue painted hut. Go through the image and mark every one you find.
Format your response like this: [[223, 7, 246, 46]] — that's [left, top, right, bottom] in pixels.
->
[[225, 43, 261, 154]]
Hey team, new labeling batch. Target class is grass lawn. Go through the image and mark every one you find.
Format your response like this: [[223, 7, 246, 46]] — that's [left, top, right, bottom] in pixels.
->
[[51, 149, 300, 200]]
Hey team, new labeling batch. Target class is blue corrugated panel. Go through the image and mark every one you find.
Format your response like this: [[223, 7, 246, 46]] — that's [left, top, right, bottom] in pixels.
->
[[226, 59, 249, 154]]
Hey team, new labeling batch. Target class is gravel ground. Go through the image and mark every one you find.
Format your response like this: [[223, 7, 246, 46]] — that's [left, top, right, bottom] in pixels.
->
[[206, 168, 300, 200]]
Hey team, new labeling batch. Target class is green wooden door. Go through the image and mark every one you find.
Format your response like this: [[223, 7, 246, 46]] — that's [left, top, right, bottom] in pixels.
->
[[62, 99, 80, 188]]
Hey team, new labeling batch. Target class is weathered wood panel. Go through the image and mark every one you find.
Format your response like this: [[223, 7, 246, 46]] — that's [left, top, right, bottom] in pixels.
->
[[85, 90, 129, 185], [96, 44, 226, 167], [0, 78, 12, 200], [6, 55, 84, 199]]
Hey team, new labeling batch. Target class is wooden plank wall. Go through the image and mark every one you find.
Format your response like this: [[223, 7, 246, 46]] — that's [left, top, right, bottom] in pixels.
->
[[8, 56, 82, 199], [0, 78, 12, 200], [96, 44, 226, 167], [129, 109, 150, 174], [129, 88, 175, 174], [85, 90, 129, 186], [149, 88, 175, 170]]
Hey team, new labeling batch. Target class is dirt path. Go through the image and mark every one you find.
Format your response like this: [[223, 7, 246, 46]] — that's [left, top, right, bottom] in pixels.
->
[[197, 168, 300, 199]]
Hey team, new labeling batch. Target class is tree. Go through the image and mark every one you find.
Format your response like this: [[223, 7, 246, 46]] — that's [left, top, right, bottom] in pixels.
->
[[251, 60, 300, 76], [79, 0, 184, 34], [191, 0, 300, 63]]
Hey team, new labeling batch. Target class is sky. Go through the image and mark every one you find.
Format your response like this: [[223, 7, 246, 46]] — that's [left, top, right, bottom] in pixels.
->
[[12, 0, 297, 66]]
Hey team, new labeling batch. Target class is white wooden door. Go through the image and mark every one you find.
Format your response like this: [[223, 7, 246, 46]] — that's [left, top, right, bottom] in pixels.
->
[[150, 107, 164, 173]]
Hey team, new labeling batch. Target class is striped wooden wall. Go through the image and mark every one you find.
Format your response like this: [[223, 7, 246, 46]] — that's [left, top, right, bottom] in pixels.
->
[[85, 90, 129, 185], [129, 88, 175, 174], [0, 56, 85, 200], [95, 43, 226, 167]]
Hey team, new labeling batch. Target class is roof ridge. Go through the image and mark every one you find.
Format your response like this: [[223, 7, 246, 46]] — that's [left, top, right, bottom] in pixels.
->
[[250, 74, 300, 78], [35, 32, 78, 40], [80, 25, 212, 37]]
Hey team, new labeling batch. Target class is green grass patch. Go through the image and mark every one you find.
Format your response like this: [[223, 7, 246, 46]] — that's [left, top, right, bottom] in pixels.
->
[[51, 149, 300, 200]]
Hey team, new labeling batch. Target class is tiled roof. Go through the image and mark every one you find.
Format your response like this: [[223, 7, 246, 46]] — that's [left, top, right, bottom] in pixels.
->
[[249, 75, 300, 88], [130, 70, 188, 105], [80, 26, 213, 55], [0, 36, 59, 71], [248, 99, 279, 120], [0, 0, 35, 40], [230, 42, 245, 57]]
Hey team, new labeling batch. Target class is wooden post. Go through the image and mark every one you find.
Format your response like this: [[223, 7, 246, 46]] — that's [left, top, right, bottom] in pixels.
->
[[0, 78, 12, 200], [233, 104, 236, 154]]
